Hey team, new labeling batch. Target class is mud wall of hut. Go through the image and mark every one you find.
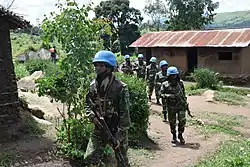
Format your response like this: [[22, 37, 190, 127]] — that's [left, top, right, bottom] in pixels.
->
[[0, 19, 19, 134]]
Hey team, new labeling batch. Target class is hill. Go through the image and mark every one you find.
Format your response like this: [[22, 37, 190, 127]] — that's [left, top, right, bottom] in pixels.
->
[[207, 10, 250, 29]]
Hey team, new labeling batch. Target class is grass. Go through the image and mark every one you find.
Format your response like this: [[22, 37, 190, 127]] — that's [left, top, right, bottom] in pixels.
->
[[14, 62, 29, 80], [184, 82, 250, 106], [185, 84, 207, 96], [188, 112, 246, 136], [214, 91, 247, 106], [193, 139, 250, 167], [11, 32, 43, 58]]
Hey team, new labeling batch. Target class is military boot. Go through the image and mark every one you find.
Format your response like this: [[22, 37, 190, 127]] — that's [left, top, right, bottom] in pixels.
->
[[178, 133, 185, 144], [171, 133, 177, 144], [156, 99, 161, 105]]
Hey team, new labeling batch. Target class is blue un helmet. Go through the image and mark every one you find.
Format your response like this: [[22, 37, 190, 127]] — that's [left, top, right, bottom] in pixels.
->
[[138, 54, 144, 59], [150, 57, 157, 63], [124, 55, 130, 59], [92, 50, 117, 67], [167, 66, 179, 76], [159, 60, 168, 68]]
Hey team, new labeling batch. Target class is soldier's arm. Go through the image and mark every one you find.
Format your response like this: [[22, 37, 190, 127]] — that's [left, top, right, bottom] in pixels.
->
[[85, 90, 95, 122], [116, 85, 131, 141]]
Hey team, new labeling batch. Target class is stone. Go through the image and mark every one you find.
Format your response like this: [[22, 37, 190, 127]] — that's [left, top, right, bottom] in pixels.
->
[[202, 90, 215, 102]]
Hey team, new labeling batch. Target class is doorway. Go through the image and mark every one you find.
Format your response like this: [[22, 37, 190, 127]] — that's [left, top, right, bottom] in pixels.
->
[[146, 48, 152, 65], [187, 48, 198, 72]]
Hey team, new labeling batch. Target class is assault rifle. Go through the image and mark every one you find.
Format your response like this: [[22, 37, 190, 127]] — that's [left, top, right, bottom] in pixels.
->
[[87, 98, 127, 167], [177, 83, 194, 118]]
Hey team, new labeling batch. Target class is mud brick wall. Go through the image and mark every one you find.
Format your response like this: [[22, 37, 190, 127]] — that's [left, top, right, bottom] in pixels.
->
[[0, 20, 19, 129]]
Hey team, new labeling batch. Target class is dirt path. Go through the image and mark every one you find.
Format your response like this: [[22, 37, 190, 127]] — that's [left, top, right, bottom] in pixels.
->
[[3, 94, 250, 167]]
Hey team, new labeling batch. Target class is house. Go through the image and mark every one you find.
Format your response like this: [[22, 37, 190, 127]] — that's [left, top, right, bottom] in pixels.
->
[[130, 28, 250, 76], [0, 5, 31, 140]]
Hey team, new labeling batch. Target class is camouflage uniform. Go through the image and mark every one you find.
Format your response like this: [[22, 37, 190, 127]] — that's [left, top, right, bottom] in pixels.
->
[[120, 62, 134, 75], [145, 64, 159, 100], [155, 71, 168, 109], [160, 80, 186, 143], [84, 74, 131, 167], [133, 60, 146, 79]]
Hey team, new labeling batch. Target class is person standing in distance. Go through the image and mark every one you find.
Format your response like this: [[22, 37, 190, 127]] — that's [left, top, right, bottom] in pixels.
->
[[145, 57, 159, 102], [155, 60, 168, 120], [133, 54, 147, 79], [84, 50, 131, 166]]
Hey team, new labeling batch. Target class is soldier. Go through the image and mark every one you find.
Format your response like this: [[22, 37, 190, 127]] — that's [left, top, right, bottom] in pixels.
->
[[160, 66, 186, 144], [145, 57, 159, 102], [154, 60, 168, 105], [120, 55, 134, 75], [133, 54, 147, 79], [155, 60, 168, 120], [84, 50, 131, 166]]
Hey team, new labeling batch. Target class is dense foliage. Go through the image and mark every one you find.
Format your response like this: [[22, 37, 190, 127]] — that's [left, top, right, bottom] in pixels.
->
[[116, 73, 150, 146]]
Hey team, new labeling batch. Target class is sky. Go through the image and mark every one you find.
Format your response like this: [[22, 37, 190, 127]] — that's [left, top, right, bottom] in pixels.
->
[[1, 0, 250, 25]]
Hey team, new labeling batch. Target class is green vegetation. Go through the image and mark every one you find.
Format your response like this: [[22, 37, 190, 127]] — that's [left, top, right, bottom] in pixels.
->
[[214, 91, 247, 106], [11, 32, 43, 58], [189, 112, 246, 136], [211, 10, 250, 29], [0, 153, 15, 167], [185, 68, 250, 105], [116, 73, 150, 146], [194, 139, 250, 167], [14, 62, 29, 80]]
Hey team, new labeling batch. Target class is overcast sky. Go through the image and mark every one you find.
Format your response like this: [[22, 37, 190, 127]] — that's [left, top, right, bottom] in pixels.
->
[[1, 0, 250, 25]]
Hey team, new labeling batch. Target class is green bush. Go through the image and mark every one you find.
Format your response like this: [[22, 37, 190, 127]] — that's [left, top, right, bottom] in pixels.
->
[[25, 59, 59, 76], [116, 73, 150, 146], [191, 68, 222, 90], [56, 117, 94, 159], [14, 62, 29, 80]]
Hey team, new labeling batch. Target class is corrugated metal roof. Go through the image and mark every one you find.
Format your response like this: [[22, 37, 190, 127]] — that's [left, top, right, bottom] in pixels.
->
[[0, 5, 31, 29], [130, 28, 250, 48]]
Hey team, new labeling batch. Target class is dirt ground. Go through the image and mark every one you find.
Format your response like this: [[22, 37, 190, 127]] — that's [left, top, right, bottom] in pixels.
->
[[1, 94, 250, 167]]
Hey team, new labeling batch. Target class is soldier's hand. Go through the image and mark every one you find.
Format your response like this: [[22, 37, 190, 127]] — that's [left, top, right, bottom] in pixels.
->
[[114, 140, 120, 150], [93, 117, 102, 129]]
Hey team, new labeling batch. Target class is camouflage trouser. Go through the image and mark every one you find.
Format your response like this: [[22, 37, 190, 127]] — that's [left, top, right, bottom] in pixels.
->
[[161, 98, 167, 114], [147, 82, 155, 97], [155, 83, 161, 100], [84, 131, 130, 167], [168, 108, 186, 134]]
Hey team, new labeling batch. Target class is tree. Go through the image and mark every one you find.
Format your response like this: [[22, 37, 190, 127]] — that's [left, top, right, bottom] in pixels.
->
[[166, 0, 219, 30], [94, 0, 143, 55], [144, 0, 167, 31], [38, 0, 110, 158]]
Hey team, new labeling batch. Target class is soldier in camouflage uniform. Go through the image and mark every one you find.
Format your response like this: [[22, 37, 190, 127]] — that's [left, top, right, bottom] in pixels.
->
[[155, 60, 168, 120], [145, 57, 159, 102], [160, 66, 186, 144], [120, 55, 134, 75], [84, 50, 131, 166], [133, 54, 146, 79]]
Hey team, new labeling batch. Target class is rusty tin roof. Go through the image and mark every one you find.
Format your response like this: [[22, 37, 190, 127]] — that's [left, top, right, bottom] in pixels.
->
[[130, 28, 250, 48]]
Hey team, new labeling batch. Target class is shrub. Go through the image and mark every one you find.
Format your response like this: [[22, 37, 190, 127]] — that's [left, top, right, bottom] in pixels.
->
[[116, 73, 150, 146], [14, 62, 29, 80], [25, 59, 59, 76], [56, 117, 94, 159], [191, 68, 222, 90]]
